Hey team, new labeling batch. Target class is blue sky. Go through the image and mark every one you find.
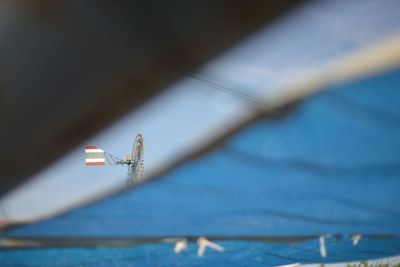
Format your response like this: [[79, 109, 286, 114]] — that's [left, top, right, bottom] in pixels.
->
[[1, 0, 400, 221]]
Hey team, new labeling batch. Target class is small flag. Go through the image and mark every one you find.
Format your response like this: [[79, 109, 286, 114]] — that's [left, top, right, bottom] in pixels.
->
[[85, 146, 105, 166]]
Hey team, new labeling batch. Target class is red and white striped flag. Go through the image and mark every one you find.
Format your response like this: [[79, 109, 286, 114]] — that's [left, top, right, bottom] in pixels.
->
[[85, 146, 105, 166]]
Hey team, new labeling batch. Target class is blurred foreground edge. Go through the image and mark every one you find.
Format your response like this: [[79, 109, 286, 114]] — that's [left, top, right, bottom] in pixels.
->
[[0, 1, 305, 196]]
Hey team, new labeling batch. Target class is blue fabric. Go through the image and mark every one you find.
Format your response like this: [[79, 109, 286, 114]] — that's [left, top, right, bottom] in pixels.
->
[[7, 67, 400, 238], [3, 67, 400, 266], [1, 237, 399, 266]]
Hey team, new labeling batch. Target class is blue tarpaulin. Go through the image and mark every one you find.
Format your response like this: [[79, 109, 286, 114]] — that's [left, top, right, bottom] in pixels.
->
[[1, 237, 400, 266], [2, 67, 400, 266]]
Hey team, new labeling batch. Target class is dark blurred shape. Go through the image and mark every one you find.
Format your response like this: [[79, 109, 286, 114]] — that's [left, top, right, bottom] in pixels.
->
[[0, 1, 304, 196]]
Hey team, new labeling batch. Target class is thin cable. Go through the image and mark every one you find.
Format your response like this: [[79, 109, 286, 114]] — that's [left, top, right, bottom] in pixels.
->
[[188, 75, 268, 107]]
